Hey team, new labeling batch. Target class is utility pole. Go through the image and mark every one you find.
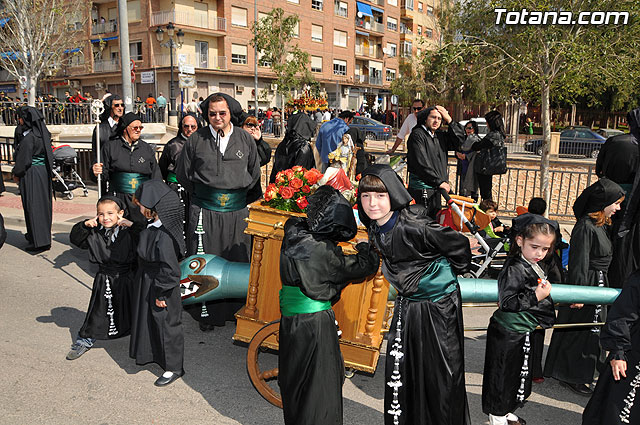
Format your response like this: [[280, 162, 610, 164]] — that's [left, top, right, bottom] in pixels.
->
[[118, 0, 133, 113], [253, 0, 259, 113]]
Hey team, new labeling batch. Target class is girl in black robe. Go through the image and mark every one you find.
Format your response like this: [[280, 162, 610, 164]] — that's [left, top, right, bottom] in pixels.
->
[[11, 106, 53, 252], [357, 164, 472, 425], [583, 270, 640, 424], [278, 185, 379, 425], [129, 180, 186, 386], [482, 214, 558, 425], [66, 196, 141, 360], [544, 178, 626, 394]]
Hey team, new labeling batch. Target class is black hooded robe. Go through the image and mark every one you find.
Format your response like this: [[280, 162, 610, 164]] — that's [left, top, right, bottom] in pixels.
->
[[278, 190, 379, 425], [482, 254, 556, 417], [583, 270, 640, 425], [545, 179, 626, 385], [11, 108, 53, 249], [359, 164, 472, 425], [269, 112, 316, 183], [70, 220, 140, 340]]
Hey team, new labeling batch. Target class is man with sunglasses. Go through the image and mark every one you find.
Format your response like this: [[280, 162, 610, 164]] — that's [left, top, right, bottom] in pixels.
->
[[91, 95, 124, 193], [386, 98, 425, 154], [176, 93, 260, 331], [93, 112, 161, 224]]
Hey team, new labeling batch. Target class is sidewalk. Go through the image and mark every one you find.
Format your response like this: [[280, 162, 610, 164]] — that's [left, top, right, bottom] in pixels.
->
[[0, 180, 98, 233]]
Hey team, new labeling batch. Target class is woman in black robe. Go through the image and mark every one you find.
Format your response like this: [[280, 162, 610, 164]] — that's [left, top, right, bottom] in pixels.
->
[[129, 180, 186, 386], [544, 178, 626, 394], [583, 270, 640, 424], [278, 186, 379, 425], [11, 106, 53, 252], [93, 112, 161, 225], [470, 110, 506, 202], [269, 111, 316, 183], [357, 164, 472, 425]]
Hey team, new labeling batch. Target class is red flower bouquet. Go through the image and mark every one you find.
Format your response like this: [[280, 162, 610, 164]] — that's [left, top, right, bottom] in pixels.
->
[[264, 166, 323, 213]]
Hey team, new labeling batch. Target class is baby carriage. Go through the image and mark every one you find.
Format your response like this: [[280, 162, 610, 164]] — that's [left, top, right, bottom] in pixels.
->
[[51, 144, 89, 200], [437, 191, 509, 278]]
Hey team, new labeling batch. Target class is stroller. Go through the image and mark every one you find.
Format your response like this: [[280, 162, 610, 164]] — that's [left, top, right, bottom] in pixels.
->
[[437, 191, 509, 278], [51, 145, 89, 200]]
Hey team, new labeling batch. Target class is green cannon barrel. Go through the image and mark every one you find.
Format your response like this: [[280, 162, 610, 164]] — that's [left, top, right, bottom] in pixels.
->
[[388, 278, 621, 305]]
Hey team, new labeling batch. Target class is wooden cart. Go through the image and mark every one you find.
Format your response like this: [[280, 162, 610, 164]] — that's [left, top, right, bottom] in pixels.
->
[[232, 201, 391, 407]]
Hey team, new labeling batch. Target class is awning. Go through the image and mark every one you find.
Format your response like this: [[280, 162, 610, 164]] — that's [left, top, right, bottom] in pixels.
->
[[355, 30, 369, 37], [1, 51, 19, 60], [64, 48, 81, 54], [371, 5, 384, 13], [0, 18, 9, 28], [90, 35, 118, 43], [356, 2, 373, 17]]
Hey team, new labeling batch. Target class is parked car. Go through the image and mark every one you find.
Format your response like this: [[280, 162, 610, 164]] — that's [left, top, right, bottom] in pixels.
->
[[349, 116, 392, 140], [524, 128, 606, 159], [597, 128, 624, 138], [459, 118, 488, 139]]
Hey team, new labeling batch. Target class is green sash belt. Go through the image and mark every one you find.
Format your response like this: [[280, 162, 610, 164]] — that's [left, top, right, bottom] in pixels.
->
[[279, 285, 331, 317], [492, 310, 539, 333], [31, 154, 45, 166], [408, 173, 434, 190], [193, 183, 247, 212], [408, 257, 458, 302], [166, 171, 178, 184], [111, 172, 149, 194]]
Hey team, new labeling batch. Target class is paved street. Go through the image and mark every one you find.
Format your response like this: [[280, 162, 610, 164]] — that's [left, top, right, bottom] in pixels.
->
[[1, 187, 588, 425]]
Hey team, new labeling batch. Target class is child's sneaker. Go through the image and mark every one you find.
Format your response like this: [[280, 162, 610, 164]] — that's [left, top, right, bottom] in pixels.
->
[[66, 343, 90, 360]]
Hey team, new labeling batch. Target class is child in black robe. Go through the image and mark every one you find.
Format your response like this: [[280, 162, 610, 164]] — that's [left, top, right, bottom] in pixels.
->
[[129, 180, 186, 386], [278, 186, 379, 425], [583, 270, 640, 424], [357, 164, 472, 425], [66, 196, 140, 360], [482, 214, 557, 425]]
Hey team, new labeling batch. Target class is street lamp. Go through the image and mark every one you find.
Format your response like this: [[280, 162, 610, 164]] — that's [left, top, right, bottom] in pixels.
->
[[156, 22, 184, 127]]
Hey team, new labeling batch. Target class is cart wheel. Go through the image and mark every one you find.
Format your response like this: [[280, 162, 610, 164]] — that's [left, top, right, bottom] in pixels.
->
[[247, 321, 282, 408], [66, 192, 74, 200], [345, 368, 355, 379]]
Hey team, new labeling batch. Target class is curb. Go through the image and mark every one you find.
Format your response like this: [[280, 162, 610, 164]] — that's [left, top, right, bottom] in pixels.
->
[[3, 215, 76, 234]]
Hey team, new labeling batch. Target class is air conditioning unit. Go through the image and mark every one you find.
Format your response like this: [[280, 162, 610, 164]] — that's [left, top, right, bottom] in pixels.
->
[[69, 80, 81, 89], [236, 85, 244, 92], [342, 87, 350, 96], [94, 82, 104, 90]]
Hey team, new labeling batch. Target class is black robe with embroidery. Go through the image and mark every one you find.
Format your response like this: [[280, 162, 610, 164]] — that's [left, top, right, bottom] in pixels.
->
[[129, 225, 184, 373], [159, 134, 190, 215], [369, 205, 472, 425], [482, 256, 556, 416], [583, 270, 640, 425], [70, 221, 141, 339], [270, 112, 316, 183], [278, 218, 379, 425]]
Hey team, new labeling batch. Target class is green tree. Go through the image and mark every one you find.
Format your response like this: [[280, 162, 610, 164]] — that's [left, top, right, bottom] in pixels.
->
[[251, 8, 315, 107]]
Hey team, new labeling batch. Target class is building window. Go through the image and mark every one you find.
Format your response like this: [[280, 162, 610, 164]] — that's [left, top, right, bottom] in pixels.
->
[[196, 40, 208, 68], [288, 0, 299, 3], [334, 0, 348, 17], [333, 59, 346, 75], [258, 51, 271, 67], [386, 69, 396, 82], [427, 5, 434, 16], [388, 0, 397, 5], [333, 29, 347, 47], [129, 41, 142, 61], [387, 17, 397, 31], [231, 7, 248, 27], [231, 44, 248, 65], [311, 24, 323, 42], [293, 21, 299, 38], [401, 41, 412, 57], [417, 25, 422, 35], [418, 2, 423, 12], [426, 28, 433, 38], [127, 0, 141, 21], [387, 42, 397, 57], [311, 56, 322, 73], [312, 0, 323, 11]]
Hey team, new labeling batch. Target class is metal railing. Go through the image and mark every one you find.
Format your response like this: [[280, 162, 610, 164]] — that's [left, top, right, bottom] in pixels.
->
[[153, 54, 227, 70], [93, 59, 120, 73], [355, 45, 382, 59], [151, 10, 226, 32], [355, 19, 385, 33], [91, 20, 118, 35]]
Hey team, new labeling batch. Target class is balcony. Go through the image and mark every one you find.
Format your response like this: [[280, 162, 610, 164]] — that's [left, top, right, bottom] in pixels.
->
[[154, 54, 227, 71], [354, 74, 383, 86], [151, 10, 226, 32], [92, 20, 118, 35], [400, 47, 413, 58], [355, 19, 385, 34], [400, 24, 413, 39], [355, 45, 383, 59], [93, 59, 120, 73]]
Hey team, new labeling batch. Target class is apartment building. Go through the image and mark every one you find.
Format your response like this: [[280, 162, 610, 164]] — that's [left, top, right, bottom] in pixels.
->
[[33, 0, 443, 111]]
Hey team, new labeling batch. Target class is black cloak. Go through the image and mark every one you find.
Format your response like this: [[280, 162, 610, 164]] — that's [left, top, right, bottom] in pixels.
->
[[356, 164, 413, 229], [278, 185, 379, 425], [573, 177, 625, 219], [15, 106, 53, 173], [115, 112, 142, 136], [269, 112, 317, 183]]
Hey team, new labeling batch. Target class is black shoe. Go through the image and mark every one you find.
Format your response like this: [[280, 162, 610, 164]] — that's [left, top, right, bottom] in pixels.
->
[[508, 416, 526, 425], [154, 371, 184, 387], [25, 244, 50, 253], [560, 380, 593, 395], [199, 322, 216, 332]]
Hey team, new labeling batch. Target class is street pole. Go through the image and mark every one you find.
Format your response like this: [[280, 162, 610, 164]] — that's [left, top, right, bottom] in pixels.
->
[[117, 0, 133, 113], [253, 0, 259, 113], [169, 43, 177, 127]]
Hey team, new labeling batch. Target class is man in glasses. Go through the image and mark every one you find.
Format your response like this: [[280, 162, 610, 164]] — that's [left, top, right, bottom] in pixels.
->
[[91, 94, 125, 193], [93, 112, 161, 224], [387, 98, 424, 154], [176, 93, 260, 331]]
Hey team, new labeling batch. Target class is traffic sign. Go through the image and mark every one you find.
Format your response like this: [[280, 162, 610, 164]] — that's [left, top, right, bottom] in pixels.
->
[[130, 59, 135, 71], [179, 64, 195, 75], [141, 71, 154, 84]]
